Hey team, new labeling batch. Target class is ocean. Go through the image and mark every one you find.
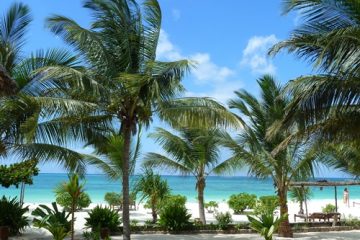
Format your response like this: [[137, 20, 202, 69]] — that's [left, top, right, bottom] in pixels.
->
[[0, 173, 359, 203]]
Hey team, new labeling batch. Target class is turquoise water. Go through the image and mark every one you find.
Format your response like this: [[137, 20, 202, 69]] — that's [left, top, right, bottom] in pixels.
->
[[0, 174, 359, 203]]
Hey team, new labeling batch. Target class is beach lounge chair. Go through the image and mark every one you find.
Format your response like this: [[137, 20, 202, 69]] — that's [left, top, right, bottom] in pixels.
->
[[294, 213, 307, 222], [326, 212, 341, 222], [308, 212, 328, 222]]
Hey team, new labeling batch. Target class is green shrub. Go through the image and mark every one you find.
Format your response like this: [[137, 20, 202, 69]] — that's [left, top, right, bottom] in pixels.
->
[[0, 196, 29, 235], [83, 231, 112, 240], [104, 192, 122, 209], [55, 190, 91, 211], [248, 213, 287, 240], [32, 202, 71, 240], [85, 206, 121, 232], [158, 198, 192, 231], [344, 215, 360, 227], [161, 194, 187, 207], [254, 195, 279, 215], [205, 201, 218, 213], [214, 211, 232, 230], [228, 193, 257, 214], [322, 203, 336, 213]]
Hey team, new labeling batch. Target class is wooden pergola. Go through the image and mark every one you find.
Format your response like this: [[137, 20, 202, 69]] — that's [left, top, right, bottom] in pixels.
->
[[289, 180, 360, 219]]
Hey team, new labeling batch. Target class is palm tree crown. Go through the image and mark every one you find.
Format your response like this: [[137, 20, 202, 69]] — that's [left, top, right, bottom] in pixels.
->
[[221, 75, 317, 237], [269, 0, 360, 144], [143, 127, 238, 224]]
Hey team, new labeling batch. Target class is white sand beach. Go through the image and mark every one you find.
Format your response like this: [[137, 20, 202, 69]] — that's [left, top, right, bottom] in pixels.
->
[[11, 198, 360, 239]]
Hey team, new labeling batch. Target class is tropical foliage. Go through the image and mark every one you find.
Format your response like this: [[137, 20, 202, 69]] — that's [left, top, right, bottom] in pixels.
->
[[45, 1, 238, 238], [269, 0, 360, 157], [158, 196, 192, 231], [220, 75, 318, 237], [85, 206, 121, 232], [228, 193, 257, 214], [104, 192, 122, 210], [134, 169, 170, 223], [144, 127, 238, 224], [0, 159, 38, 188], [55, 188, 91, 211], [248, 213, 287, 240], [32, 202, 71, 240], [57, 174, 84, 240], [0, 196, 29, 235], [214, 212, 233, 230], [0, 3, 89, 175]]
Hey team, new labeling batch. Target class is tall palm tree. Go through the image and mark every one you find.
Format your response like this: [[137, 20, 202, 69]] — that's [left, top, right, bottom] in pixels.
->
[[0, 3, 94, 173], [45, 1, 239, 238], [220, 75, 317, 237], [269, 0, 360, 145], [143, 127, 239, 224]]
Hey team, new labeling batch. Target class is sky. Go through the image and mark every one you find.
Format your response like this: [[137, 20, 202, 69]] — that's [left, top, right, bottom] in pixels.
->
[[0, 0, 348, 178]]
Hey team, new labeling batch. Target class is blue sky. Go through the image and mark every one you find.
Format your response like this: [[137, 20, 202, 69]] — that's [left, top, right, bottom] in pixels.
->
[[1, 0, 347, 177]]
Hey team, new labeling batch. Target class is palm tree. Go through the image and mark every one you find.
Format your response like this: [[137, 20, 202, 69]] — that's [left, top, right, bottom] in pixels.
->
[[289, 186, 311, 215], [269, 0, 360, 145], [134, 169, 170, 223], [220, 75, 317, 237], [0, 3, 97, 201], [57, 174, 84, 240], [45, 1, 239, 239], [85, 130, 141, 182], [143, 127, 239, 224]]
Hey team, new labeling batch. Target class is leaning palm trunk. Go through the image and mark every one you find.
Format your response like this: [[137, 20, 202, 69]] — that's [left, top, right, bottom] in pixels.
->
[[121, 120, 132, 240], [278, 187, 292, 237], [197, 178, 206, 224], [151, 198, 157, 223]]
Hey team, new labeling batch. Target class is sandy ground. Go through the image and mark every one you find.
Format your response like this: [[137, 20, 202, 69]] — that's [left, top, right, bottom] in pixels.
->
[[10, 199, 360, 239], [10, 231, 360, 240]]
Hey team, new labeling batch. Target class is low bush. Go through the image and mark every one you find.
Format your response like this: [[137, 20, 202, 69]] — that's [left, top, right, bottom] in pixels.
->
[[322, 203, 336, 213], [83, 231, 112, 240], [214, 211, 232, 230], [205, 201, 218, 213], [85, 206, 121, 232], [158, 196, 192, 231], [254, 195, 279, 215], [55, 190, 91, 211], [104, 192, 122, 209], [248, 213, 287, 240], [344, 215, 360, 227], [0, 196, 29, 235], [161, 194, 187, 207], [228, 193, 257, 214], [32, 202, 71, 240]]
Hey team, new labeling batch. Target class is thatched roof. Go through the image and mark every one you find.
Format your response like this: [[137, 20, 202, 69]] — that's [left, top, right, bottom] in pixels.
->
[[0, 65, 17, 96]]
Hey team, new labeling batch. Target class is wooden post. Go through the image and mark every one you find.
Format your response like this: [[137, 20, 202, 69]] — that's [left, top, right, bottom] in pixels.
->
[[334, 186, 338, 213], [304, 186, 308, 222]]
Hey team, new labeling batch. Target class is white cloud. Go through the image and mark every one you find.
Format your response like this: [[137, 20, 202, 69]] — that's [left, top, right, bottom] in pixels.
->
[[190, 53, 234, 84], [157, 30, 235, 85], [185, 81, 242, 104], [172, 9, 181, 21], [156, 30, 183, 61], [156, 30, 240, 104], [241, 35, 278, 75]]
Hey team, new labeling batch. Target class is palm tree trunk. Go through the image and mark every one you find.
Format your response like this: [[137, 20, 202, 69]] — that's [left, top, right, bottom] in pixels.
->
[[299, 200, 304, 214], [197, 178, 206, 224], [278, 187, 293, 237], [121, 120, 132, 240], [71, 203, 75, 240], [151, 205, 157, 223]]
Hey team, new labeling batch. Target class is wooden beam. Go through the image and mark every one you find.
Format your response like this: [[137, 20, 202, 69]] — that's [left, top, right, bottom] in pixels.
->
[[290, 181, 360, 187]]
